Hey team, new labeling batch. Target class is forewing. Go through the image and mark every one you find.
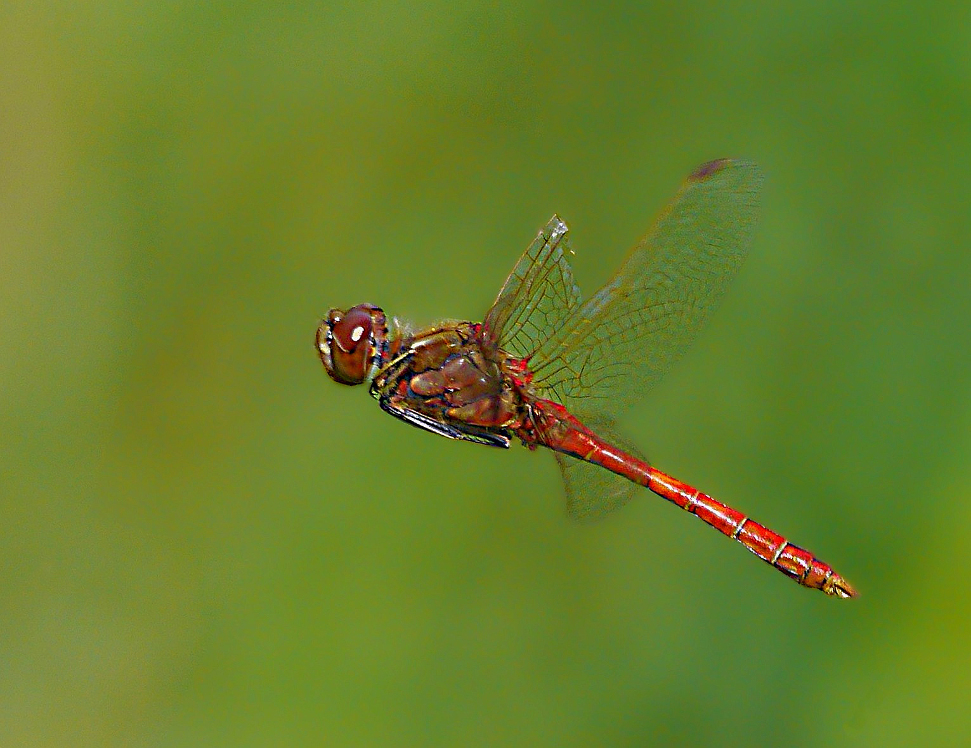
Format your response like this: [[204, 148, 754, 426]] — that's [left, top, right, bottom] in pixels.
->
[[482, 216, 583, 360], [528, 160, 763, 417]]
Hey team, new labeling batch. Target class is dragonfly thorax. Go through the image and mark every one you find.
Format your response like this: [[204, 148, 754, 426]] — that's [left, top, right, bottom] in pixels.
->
[[317, 303, 395, 385]]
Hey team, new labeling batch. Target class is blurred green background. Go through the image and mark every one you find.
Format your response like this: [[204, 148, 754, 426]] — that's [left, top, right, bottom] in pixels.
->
[[3, 2, 970, 746]]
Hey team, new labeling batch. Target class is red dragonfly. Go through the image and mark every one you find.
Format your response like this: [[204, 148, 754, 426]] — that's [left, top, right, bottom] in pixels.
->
[[317, 159, 855, 597]]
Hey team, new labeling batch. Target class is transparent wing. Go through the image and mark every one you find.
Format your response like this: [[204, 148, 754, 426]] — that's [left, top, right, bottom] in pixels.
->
[[528, 160, 763, 417], [556, 417, 646, 521], [482, 216, 583, 361]]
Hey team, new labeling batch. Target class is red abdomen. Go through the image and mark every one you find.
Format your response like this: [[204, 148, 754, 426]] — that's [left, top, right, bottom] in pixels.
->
[[526, 399, 855, 597]]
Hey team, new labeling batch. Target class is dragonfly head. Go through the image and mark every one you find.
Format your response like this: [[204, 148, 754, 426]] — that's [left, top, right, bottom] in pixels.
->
[[317, 303, 391, 385]]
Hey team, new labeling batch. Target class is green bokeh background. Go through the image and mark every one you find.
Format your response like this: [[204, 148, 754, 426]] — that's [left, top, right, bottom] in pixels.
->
[[3, 3, 970, 746]]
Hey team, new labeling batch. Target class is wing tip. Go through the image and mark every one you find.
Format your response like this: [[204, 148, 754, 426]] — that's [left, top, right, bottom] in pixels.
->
[[546, 214, 569, 238], [687, 158, 763, 184], [689, 158, 733, 181]]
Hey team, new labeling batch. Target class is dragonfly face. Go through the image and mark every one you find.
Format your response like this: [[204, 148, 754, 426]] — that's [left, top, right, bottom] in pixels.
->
[[317, 303, 391, 385]]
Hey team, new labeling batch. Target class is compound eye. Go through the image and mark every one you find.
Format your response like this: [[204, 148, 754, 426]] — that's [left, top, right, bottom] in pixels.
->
[[319, 305, 378, 385], [332, 307, 373, 356]]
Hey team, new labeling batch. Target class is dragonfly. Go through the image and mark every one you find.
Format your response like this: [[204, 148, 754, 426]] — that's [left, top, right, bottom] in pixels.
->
[[317, 159, 855, 597]]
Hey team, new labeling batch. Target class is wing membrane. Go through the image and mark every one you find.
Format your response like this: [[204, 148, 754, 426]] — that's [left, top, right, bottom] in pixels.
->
[[528, 160, 762, 416], [482, 216, 582, 361], [556, 417, 646, 521]]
